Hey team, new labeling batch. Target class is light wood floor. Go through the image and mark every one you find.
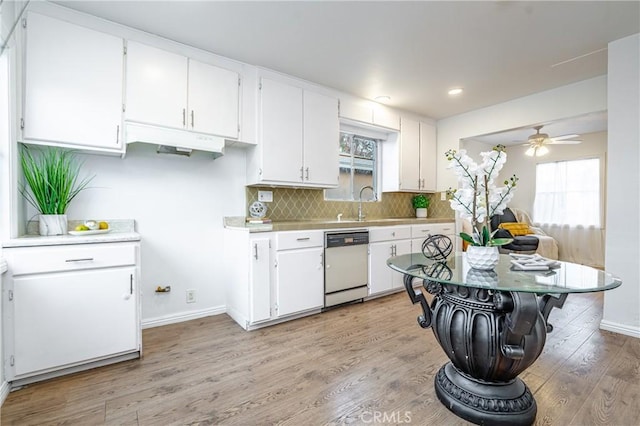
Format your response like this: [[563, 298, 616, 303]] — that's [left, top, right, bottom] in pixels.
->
[[1, 291, 639, 425]]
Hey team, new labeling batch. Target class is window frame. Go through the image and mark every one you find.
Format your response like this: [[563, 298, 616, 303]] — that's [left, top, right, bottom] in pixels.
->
[[532, 156, 605, 228], [325, 130, 382, 202]]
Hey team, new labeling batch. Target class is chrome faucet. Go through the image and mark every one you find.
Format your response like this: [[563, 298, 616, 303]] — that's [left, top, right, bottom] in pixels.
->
[[358, 185, 377, 221]]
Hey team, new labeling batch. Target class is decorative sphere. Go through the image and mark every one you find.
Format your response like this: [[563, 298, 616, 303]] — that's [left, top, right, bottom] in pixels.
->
[[421, 234, 453, 261]]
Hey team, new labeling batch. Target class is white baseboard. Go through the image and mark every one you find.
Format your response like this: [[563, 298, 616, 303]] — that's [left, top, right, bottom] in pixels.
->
[[1, 379, 10, 407], [600, 320, 640, 338], [142, 305, 225, 329]]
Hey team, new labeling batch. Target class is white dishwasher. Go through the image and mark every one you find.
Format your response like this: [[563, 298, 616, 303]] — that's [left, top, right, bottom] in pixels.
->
[[324, 230, 369, 308]]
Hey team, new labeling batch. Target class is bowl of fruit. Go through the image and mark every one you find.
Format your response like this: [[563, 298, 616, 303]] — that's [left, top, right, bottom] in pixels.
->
[[69, 220, 110, 235]]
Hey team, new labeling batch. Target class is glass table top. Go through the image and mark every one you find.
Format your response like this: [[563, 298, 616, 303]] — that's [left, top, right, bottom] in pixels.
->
[[387, 252, 622, 294]]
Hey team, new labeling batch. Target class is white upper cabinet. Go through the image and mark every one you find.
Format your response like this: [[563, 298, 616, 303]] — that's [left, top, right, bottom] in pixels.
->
[[339, 97, 400, 130], [259, 78, 304, 183], [125, 41, 240, 139], [188, 59, 240, 138], [399, 118, 422, 191], [417, 121, 437, 192], [249, 76, 338, 187], [383, 117, 437, 192], [303, 90, 340, 186], [125, 42, 187, 130], [22, 12, 124, 152]]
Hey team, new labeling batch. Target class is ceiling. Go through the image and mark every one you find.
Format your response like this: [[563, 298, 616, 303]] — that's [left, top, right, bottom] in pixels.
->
[[466, 111, 608, 146], [54, 1, 638, 127]]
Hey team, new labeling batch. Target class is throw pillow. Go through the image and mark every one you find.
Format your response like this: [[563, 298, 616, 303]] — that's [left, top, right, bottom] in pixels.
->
[[498, 222, 532, 236]]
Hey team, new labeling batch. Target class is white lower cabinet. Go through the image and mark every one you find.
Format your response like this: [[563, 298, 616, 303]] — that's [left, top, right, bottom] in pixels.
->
[[368, 226, 412, 296], [274, 230, 324, 317], [250, 237, 271, 323], [275, 247, 324, 317], [12, 268, 137, 377], [224, 229, 324, 330], [2, 241, 141, 384]]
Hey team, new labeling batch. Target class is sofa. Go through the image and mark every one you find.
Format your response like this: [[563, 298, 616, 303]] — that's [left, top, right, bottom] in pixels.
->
[[462, 208, 559, 260]]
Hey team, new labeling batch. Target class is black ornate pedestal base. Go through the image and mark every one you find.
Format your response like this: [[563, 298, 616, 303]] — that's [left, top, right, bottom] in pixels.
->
[[401, 267, 569, 426], [434, 363, 536, 426]]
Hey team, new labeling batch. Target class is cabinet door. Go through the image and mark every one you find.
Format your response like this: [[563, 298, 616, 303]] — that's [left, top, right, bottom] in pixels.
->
[[391, 240, 412, 289], [399, 117, 421, 191], [303, 91, 339, 186], [125, 41, 187, 129], [373, 107, 400, 130], [368, 241, 394, 295], [23, 12, 123, 149], [339, 98, 373, 123], [188, 59, 240, 138], [250, 238, 271, 323], [419, 122, 437, 192], [260, 78, 303, 183], [12, 267, 137, 377], [275, 247, 323, 317]]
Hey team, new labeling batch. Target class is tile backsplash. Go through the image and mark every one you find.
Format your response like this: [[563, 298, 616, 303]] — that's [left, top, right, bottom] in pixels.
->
[[246, 187, 455, 221]]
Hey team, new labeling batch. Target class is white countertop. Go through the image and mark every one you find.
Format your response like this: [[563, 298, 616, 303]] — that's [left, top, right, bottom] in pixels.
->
[[2, 219, 140, 248], [2, 232, 141, 248], [224, 216, 455, 233]]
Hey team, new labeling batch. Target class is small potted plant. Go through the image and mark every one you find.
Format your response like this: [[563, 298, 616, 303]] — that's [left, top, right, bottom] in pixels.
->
[[412, 194, 430, 218], [19, 145, 94, 236]]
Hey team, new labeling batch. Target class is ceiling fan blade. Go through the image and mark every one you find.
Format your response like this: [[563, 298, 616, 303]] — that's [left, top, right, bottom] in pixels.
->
[[548, 139, 582, 145], [551, 133, 580, 141]]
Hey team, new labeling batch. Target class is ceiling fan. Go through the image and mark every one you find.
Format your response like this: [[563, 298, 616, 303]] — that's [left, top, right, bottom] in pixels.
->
[[523, 125, 582, 156]]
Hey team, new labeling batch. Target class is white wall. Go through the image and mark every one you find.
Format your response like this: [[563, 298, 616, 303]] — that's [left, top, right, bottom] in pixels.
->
[[437, 76, 608, 192], [602, 33, 640, 337], [58, 144, 247, 327]]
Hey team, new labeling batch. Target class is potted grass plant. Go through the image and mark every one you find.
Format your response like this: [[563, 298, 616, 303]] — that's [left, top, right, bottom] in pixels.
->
[[19, 145, 93, 236]]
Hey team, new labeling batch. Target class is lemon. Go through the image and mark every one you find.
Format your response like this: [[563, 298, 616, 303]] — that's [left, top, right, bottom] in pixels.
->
[[75, 224, 89, 231], [98, 221, 109, 230]]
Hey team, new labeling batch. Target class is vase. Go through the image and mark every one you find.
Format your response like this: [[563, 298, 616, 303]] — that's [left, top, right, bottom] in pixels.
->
[[466, 245, 499, 270], [39, 214, 67, 236], [416, 208, 427, 218]]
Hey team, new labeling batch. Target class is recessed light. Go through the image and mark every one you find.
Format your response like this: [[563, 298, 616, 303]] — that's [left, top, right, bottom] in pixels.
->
[[375, 95, 391, 102], [448, 88, 464, 96]]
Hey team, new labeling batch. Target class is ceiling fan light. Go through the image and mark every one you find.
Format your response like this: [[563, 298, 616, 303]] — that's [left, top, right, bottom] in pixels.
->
[[537, 145, 549, 156], [525, 146, 536, 156]]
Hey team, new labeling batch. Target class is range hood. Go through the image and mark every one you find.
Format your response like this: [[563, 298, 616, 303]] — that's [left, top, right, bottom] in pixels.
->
[[125, 122, 225, 158]]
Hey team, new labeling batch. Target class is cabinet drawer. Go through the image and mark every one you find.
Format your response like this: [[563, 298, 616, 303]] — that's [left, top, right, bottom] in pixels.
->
[[7, 243, 138, 276], [369, 226, 411, 242], [411, 222, 455, 238], [276, 230, 323, 250]]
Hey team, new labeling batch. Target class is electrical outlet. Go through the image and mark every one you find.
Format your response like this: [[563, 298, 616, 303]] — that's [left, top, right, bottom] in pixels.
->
[[441, 191, 447, 201], [258, 190, 273, 202], [186, 289, 196, 303]]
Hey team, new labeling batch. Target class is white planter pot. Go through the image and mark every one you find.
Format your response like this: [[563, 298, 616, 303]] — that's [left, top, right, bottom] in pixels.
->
[[416, 208, 428, 218], [39, 214, 67, 236], [466, 245, 499, 270]]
